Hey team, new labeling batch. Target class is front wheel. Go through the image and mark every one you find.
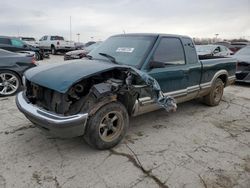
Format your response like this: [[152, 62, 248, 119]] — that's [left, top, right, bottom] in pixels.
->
[[84, 102, 129, 150], [0, 70, 21, 97], [203, 78, 224, 106]]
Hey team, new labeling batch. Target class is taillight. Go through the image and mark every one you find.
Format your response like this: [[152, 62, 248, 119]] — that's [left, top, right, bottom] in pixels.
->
[[32, 57, 36, 64], [57, 41, 60, 45]]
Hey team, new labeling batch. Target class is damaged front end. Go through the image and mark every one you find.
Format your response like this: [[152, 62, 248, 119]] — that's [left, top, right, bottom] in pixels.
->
[[16, 65, 176, 138], [24, 67, 177, 117]]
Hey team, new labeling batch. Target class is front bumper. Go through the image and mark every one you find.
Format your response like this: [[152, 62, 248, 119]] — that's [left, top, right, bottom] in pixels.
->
[[16, 92, 88, 138]]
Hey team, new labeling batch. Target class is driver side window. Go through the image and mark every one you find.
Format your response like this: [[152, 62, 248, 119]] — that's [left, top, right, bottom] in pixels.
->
[[153, 37, 185, 65]]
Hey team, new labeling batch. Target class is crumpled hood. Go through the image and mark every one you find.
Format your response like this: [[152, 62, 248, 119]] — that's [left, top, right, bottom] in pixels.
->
[[25, 59, 118, 93]]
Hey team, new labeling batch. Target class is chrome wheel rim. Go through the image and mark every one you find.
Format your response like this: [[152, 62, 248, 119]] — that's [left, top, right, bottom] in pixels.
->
[[0, 73, 19, 96], [213, 84, 223, 102], [99, 111, 123, 142]]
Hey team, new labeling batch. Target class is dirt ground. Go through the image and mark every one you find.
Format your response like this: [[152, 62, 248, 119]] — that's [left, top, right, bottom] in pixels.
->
[[0, 55, 249, 188]]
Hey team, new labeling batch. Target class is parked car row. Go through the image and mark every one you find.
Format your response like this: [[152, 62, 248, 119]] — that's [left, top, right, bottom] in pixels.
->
[[0, 36, 46, 61], [0, 35, 102, 61]]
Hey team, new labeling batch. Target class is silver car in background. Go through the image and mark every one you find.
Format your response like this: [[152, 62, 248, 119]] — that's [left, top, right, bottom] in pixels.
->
[[196, 44, 233, 57]]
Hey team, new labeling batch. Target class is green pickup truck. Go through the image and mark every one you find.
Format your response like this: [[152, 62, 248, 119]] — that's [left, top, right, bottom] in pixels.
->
[[16, 33, 236, 149]]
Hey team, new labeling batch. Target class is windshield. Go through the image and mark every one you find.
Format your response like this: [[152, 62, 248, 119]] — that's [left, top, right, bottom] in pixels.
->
[[85, 42, 102, 52], [88, 35, 156, 67], [235, 46, 250, 56], [21, 37, 35, 41], [196, 45, 215, 52]]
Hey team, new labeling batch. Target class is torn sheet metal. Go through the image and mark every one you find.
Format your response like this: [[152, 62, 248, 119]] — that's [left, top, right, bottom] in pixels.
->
[[125, 66, 177, 112]]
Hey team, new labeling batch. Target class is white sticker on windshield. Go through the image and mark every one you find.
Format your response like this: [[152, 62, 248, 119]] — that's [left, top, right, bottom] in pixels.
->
[[116, 47, 134, 53]]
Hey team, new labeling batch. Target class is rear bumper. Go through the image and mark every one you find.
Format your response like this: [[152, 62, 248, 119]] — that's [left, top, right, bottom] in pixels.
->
[[16, 92, 88, 138]]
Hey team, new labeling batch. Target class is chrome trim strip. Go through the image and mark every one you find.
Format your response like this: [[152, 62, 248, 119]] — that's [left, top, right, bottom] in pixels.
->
[[227, 75, 236, 85], [228, 75, 236, 81], [139, 85, 200, 106], [16, 92, 88, 125]]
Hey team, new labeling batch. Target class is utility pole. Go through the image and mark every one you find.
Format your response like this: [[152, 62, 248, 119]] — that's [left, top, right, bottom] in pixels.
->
[[70, 16, 72, 41]]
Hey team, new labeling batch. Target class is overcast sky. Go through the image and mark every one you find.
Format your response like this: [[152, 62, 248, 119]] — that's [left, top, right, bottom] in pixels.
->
[[0, 0, 249, 42]]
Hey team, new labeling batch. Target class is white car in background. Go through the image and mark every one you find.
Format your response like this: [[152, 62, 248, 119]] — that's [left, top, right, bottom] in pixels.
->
[[196, 44, 233, 57], [38, 35, 75, 54], [19, 37, 39, 47]]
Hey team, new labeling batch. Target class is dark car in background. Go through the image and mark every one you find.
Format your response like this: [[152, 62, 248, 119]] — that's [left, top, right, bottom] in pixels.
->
[[234, 46, 250, 83], [64, 41, 102, 60], [0, 49, 36, 96], [0, 36, 45, 61], [231, 42, 250, 52]]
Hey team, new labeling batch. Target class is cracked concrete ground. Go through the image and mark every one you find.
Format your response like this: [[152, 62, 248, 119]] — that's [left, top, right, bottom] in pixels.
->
[[0, 55, 250, 188]]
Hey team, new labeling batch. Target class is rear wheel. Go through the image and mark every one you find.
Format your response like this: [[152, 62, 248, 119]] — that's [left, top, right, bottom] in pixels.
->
[[35, 52, 40, 61], [84, 102, 129, 150], [0, 70, 21, 97], [51, 46, 57, 55], [203, 78, 224, 106]]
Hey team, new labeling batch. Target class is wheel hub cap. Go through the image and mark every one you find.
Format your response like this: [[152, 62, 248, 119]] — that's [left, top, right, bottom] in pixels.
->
[[0, 73, 19, 96], [99, 111, 123, 142]]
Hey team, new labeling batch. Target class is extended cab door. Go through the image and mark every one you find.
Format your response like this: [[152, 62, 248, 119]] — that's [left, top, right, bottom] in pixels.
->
[[144, 37, 201, 102], [146, 37, 188, 95]]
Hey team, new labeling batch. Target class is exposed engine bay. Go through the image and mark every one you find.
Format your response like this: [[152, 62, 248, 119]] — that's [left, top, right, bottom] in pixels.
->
[[25, 67, 177, 116]]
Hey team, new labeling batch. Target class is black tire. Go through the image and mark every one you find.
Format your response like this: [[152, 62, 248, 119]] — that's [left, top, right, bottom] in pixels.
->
[[35, 52, 40, 61], [0, 70, 21, 97], [203, 78, 224, 106], [84, 102, 129, 150], [51, 46, 57, 55]]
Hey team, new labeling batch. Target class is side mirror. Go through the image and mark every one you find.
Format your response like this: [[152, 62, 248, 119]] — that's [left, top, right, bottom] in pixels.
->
[[23, 44, 27, 48], [149, 60, 165, 69]]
